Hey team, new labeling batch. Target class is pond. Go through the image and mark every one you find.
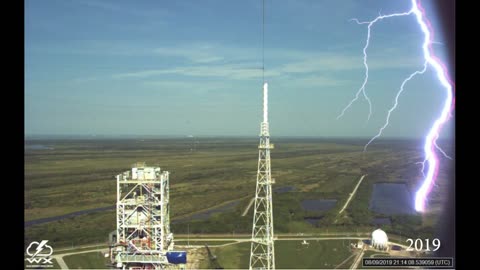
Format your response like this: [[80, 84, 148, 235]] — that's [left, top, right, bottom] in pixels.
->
[[301, 199, 337, 212], [369, 183, 415, 215], [304, 216, 324, 226], [372, 217, 392, 226], [301, 199, 337, 226]]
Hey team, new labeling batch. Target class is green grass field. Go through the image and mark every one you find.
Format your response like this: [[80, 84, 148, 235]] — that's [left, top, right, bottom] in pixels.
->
[[201, 240, 356, 269], [63, 251, 109, 269], [25, 138, 453, 248]]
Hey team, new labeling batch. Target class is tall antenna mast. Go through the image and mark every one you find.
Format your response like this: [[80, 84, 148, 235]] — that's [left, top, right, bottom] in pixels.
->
[[249, 0, 275, 269], [262, 0, 265, 83]]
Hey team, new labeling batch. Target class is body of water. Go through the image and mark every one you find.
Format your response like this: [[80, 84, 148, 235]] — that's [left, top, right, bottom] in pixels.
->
[[369, 183, 415, 215], [372, 217, 392, 226], [301, 200, 337, 226], [301, 199, 337, 212], [304, 216, 324, 226]]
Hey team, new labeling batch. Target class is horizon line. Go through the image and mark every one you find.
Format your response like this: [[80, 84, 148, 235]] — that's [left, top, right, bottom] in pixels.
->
[[24, 134, 452, 140]]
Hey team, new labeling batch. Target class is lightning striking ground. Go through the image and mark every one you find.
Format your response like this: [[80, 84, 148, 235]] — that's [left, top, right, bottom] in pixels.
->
[[339, 0, 454, 212]]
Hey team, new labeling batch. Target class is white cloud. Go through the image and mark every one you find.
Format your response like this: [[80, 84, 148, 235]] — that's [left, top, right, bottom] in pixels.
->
[[113, 64, 277, 80], [142, 80, 225, 90], [153, 46, 224, 64], [61, 42, 421, 86], [290, 75, 352, 87], [72, 76, 99, 83], [277, 53, 420, 74], [112, 52, 418, 82]]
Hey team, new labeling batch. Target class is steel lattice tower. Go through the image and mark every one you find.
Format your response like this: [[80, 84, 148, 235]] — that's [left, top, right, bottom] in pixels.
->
[[112, 162, 176, 269], [250, 82, 275, 270]]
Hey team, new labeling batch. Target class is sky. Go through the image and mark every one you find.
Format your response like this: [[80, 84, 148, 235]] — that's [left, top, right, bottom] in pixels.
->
[[25, 0, 454, 139]]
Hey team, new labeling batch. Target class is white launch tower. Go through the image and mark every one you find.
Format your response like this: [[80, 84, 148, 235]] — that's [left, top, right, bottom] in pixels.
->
[[112, 162, 182, 269], [249, 83, 275, 270]]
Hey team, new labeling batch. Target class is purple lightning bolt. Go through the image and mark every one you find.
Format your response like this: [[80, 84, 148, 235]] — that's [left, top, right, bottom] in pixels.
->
[[340, 0, 454, 213], [411, 0, 454, 212]]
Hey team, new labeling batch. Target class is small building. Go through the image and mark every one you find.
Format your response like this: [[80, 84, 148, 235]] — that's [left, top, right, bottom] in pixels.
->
[[357, 240, 364, 249]]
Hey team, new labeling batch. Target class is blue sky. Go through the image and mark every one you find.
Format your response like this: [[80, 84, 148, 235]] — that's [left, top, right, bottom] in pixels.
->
[[25, 0, 454, 138]]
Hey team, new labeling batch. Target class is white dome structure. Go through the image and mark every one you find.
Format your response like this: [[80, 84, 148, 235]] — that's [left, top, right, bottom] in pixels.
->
[[371, 229, 388, 250]]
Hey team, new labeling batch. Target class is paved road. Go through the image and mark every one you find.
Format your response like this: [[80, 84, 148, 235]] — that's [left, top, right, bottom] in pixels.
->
[[175, 232, 371, 238], [49, 232, 371, 254], [335, 253, 357, 269], [339, 174, 367, 214], [350, 246, 365, 269], [55, 243, 107, 253], [50, 234, 411, 269], [52, 248, 108, 270], [242, 197, 255, 216]]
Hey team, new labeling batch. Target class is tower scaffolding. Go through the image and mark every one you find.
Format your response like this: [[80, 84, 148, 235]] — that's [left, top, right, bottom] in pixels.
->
[[249, 83, 275, 270], [111, 162, 185, 269]]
